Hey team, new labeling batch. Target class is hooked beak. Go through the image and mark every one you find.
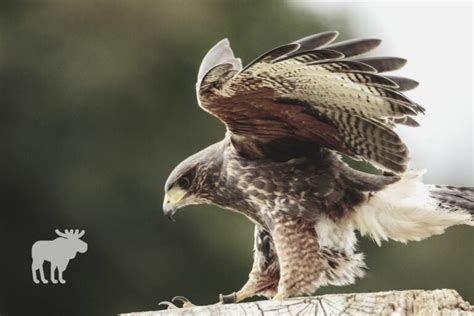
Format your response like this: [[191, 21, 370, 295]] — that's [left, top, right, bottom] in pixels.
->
[[162, 187, 187, 221], [163, 195, 177, 222]]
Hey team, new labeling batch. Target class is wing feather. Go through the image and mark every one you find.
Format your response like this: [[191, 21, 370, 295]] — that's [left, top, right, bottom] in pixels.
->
[[384, 76, 419, 91], [273, 49, 345, 64], [197, 39, 241, 86], [292, 31, 340, 50], [315, 60, 378, 73], [325, 38, 382, 58], [197, 32, 422, 173], [355, 57, 407, 72], [241, 31, 339, 71]]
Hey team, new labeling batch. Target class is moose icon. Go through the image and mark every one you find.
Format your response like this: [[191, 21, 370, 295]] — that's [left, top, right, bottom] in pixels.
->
[[31, 229, 88, 284]]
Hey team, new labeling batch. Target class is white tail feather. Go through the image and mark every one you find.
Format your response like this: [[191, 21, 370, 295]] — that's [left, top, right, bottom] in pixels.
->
[[351, 170, 473, 246]]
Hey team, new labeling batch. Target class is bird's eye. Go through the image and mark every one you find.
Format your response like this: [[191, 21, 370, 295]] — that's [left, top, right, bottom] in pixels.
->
[[177, 177, 191, 189]]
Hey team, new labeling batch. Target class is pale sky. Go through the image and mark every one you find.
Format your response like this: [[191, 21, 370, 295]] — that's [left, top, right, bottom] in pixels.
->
[[293, 1, 473, 185]]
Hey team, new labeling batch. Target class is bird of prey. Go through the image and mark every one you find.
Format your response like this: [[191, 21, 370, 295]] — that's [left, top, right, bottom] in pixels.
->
[[163, 31, 473, 304]]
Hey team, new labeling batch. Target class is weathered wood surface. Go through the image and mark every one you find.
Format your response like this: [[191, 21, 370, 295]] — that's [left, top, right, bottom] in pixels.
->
[[121, 289, 473, 315]]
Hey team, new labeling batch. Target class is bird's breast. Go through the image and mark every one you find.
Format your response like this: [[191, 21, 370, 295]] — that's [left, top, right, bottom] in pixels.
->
[[218, 156, 333, 221]]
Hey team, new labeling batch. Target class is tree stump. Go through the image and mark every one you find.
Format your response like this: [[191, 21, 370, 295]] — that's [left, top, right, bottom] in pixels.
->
[[121, 289, 473, 315]]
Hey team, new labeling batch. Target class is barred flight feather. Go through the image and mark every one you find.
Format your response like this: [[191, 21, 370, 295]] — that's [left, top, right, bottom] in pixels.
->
[[316, 60, 378, 73], [292, 31, 340, 51], [197, 31, 423, 173], [384, 76, 419, 91], [273, 49, 344, 64], [355, 57, 407, 73], [325, 38, 382, 58]]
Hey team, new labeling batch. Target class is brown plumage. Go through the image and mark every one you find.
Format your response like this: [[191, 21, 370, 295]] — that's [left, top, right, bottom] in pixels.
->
[[162, 32, 473, 304], [197, 32, 423, 173]]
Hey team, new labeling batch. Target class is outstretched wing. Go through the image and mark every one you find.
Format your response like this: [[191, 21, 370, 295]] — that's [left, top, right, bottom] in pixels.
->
[[196, 32, 423, 173]]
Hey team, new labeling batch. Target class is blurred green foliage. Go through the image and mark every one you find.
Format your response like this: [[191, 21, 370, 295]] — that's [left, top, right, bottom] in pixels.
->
[[0, 1, 472, 315]]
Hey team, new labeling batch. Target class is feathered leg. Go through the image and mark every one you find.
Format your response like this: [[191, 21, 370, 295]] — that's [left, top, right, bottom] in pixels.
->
[[163, 225, 279, 308], [221, 225, 279, 303], [223, 218, 369, 303], [271, 214, 324, 299]]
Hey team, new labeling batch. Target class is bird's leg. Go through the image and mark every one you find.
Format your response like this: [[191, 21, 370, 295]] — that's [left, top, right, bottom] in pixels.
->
[[220, 263, 279, 303], [223, 270, 278, 303], [160, 226, 280, 309], [220, 225, 279, 303], [271, 214, 324, 299]]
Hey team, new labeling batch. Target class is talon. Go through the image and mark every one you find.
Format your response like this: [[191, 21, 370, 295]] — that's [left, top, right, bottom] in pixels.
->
[[172, 295, 189, 304], [219, 292, 237, 304], [158, 301, 178, 309], [172, 295, 195, 308]]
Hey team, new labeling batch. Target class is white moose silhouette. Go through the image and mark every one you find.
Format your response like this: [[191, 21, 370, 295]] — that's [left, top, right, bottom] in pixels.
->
[[31, 229, 88, 284]]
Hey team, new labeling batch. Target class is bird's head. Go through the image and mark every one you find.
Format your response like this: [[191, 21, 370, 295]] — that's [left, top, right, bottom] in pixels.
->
[[163, 144, 222, 221]]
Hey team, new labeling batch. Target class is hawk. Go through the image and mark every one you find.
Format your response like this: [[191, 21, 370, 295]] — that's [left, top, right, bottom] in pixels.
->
[[163, 31, 473, 304]]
